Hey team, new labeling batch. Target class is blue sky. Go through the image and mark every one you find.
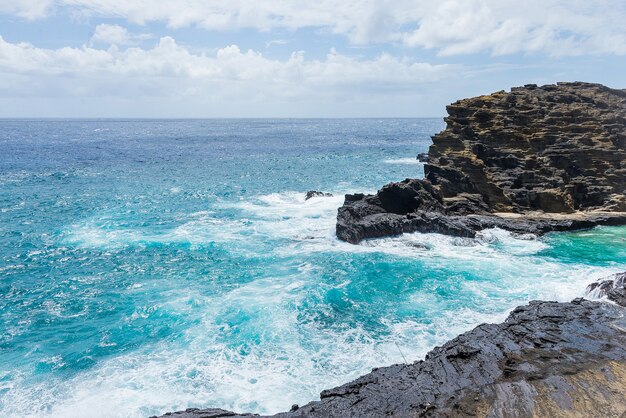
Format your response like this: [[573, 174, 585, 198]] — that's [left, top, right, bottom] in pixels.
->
[[0, 0, 625, 117]]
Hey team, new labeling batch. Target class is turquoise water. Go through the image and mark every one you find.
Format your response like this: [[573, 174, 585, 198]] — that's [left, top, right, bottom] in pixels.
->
[[0, 119, 625, 417]]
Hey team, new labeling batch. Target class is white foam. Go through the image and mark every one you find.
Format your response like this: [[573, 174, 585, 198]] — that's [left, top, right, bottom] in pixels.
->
[[62, 192, 618, 305], [383, 158, 424, 165], [62, 191, 346, 250], [63, 224, 146, 248], [62, 196, 623, 303], [39, 190, 626, 418], [0, 273, 464, 418], [224, 191, 345, 242], [3, 266, 622, 418], [63, 216, 247, 250], [10, 258, 612, 418]]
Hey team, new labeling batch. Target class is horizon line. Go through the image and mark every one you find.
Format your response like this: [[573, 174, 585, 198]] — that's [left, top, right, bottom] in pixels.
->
[[0, 116, 446, 121]]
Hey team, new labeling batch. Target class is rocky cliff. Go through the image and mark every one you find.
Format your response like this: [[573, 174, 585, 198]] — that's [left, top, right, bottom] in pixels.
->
[[154, 273, 626, 418], [337, 82, 626, 243], [154, 84, 626, 418]]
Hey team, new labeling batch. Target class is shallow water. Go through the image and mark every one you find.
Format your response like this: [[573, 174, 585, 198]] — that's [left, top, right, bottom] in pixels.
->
[[0, 119, 625, 417]]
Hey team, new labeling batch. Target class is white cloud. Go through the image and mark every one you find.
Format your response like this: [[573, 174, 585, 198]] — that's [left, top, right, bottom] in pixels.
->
[[265, 39, 288, 49], [90, 24, 152, 46], [1, 1, 623, 116], [0, 0, 53, 20], [0, 35, 454, 101], [401, 0, 626, 57], [2, 0, 626, 56]]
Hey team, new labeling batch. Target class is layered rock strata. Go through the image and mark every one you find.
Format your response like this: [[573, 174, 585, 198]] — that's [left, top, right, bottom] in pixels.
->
[[154, 274, 626, 418], [337, 82, 626, 243]]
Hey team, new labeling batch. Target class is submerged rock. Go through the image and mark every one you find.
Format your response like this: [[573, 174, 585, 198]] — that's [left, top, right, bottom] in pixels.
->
[[154, 273, 626, 418], [337, 82, 626, 243], [305, 191, 333, 200]]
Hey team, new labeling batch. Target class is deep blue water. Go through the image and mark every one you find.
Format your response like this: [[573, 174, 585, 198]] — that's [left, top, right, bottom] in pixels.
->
[[1, 119, 625, 417]]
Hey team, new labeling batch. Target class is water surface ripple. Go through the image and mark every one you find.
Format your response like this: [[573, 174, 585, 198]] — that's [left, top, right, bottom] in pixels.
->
[[0, 119, 624, 417]]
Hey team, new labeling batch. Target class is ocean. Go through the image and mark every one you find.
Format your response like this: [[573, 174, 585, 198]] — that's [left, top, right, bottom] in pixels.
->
[[1, 119, 624, 417]]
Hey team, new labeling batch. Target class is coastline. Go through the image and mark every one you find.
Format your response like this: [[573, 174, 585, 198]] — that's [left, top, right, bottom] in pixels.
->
[[337, 83, 626, 244], [156, 82, 626, 417], [155, 273, 626, 418]]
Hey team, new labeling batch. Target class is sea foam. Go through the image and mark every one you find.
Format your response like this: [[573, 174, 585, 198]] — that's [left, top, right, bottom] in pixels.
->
[[20, 190, 620, 418], [383, 158, 424, 165], [3, 119, 625, 418]]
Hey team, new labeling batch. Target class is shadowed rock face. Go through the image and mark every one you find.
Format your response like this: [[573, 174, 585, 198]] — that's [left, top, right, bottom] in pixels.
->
[[337, 82, 626, 243], [153, 274, 626, 418]]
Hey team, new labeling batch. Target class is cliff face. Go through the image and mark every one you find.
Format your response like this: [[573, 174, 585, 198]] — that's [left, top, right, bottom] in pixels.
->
[[428, 82, 626, 213], [337, 82, 626, 243], [154, 274, 626, 418]]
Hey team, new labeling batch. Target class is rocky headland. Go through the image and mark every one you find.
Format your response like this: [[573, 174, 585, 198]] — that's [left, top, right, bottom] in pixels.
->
[[155, 83, 626, 418], [337, 82, 626, 243]]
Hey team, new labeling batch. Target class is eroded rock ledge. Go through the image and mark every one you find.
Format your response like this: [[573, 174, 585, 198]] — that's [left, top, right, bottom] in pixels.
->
[[337, 82, 626, 243], [154, 274, 626, 418]]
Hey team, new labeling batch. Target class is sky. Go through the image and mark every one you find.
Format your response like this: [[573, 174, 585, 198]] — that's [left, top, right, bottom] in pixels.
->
[[0, 0, 625, 117]]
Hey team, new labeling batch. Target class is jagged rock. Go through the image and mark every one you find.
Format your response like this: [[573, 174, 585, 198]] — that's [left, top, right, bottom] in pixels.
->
[[151, 408, 256, 417], [428, 82, 626, 212], [155, 273, 626, 418], [416, 152, 429, 163], [305, 191, 333, 200], [337, 82, 626, 243]]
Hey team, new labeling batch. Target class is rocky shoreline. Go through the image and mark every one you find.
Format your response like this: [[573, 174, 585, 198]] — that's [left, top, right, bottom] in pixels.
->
[[337, 82, 626, 243], [154, 273, 626, 418], [155, 83, 626, 417]]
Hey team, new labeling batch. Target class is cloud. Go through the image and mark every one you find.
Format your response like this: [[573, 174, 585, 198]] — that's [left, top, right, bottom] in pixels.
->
[[401, 0, 626, 57], [265, 39, 288, 49], [1, 0, 625, 56], [0, 35, 455, 101], [0, 0, 53, 20], [90, 24, 152, 46]]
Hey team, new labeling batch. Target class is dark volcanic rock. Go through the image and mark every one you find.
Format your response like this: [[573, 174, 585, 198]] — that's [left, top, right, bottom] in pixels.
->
[[337, 82, 626, 243], [305, 191, 333, 200], [155, 273, 626, 418], [416, 152, 429, 163], [152, 408, 254, 418]]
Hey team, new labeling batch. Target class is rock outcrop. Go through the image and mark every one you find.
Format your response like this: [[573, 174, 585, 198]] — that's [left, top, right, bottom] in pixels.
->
[[154, 273, 626, 418], [305, 191, 333, 200], [337, 82, 626, 243]]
